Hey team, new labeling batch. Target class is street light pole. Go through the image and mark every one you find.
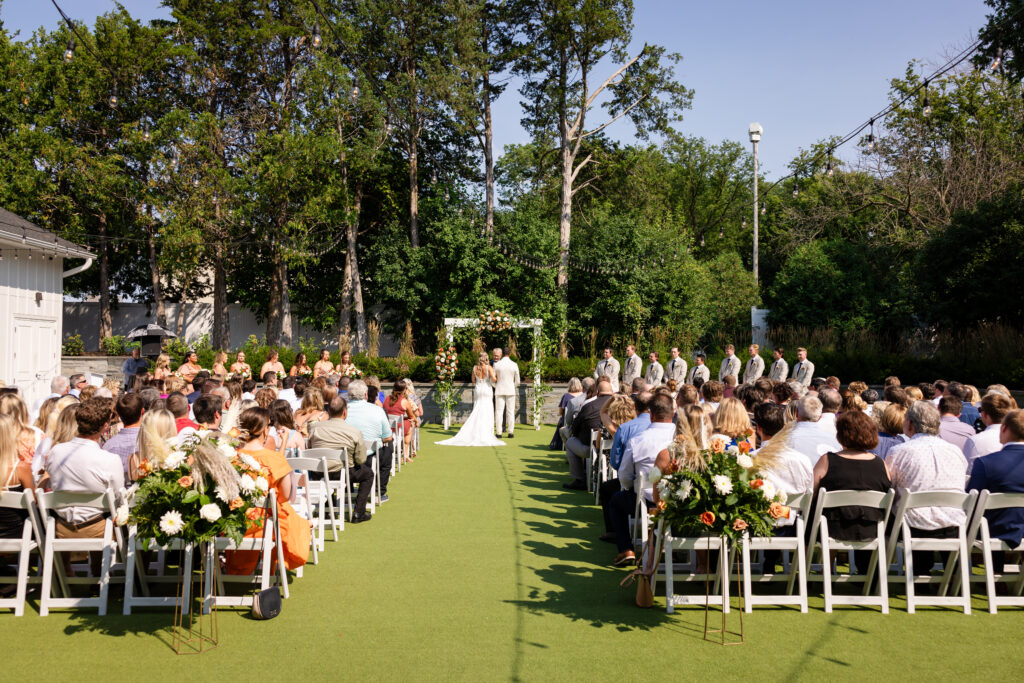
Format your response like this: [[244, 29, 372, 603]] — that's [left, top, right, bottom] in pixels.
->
[[748, 123, 762, 287]]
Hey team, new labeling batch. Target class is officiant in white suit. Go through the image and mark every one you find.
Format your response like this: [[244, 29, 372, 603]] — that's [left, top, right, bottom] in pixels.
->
[[493, 348, 520, 438]]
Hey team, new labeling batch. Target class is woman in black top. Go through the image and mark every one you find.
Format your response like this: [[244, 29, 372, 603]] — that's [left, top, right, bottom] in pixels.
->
[[812, 410, 892, 572]]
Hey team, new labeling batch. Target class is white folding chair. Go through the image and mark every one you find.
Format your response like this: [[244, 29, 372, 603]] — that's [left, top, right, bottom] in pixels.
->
[[807, 487, 895, 614], [741, 492, 811, 613], [586, 430, 603, 494], [365, 439, 382, 512], [966, 490, 1024, 613], [287, 456, 328, 559], [629, 470, 653, 549], [884, 488, 976, 614], [389, 415, 404, 475], [122, 532, 195, 615], [205, 490, 289, 610], [592, 438, 613, 505], [299, 447, 349, 531], [35, 489, 120, 616], [658, 521, 735, 614], [0, 490, 42, 616]]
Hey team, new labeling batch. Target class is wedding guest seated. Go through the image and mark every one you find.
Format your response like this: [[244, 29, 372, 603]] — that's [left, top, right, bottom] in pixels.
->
[[917, 383, 936, 402], [220, 380, 243, 432], [0, 415, 34, 539], [604, 393, 676, 566], [563, 379, 613, 490], [938, 395, 975, 451], [167, 392, 198, 434], [598, 394, 637, 452], [0, 394, 37, 466], [700, 381, 723, 411], [772, 381, 796, 406], [711, 397, 754, 449], [840, 390, 867, 414], [270, 400, 306, 453], [674, 383, 699, 416], [872, 402, 906, 460], [905, 386, 924, 402], [45, 397, 123, 573], [33, 400, 79, 485], [884, 376, 901, 388], [241, 378, 257, 401], [817, 388, 842, 437], [192, 395, 223, 431], [787, 396, 841, 467], [345, 380, 394, 505], [753, 402, 813, 503], [254, 387, 277, 409], [137, 387, 160, 410], [722, 375, 737, 399], [277, 375, 298, 407], [307, 397, 375, 522], [861, 389, 879, 415], [888, 401, 968, 575], [261, 371, 278, 389], [187, 371, 210, 404], [684, 403, 712, 449], [964, 393, 1014, 466], [944, 382, 980, 427], [812, 410, 892, 574], [295, 389, 328, 437], [552, 377, 584, 451], [966, 409, 1024, 570], [225, 407, 309, 574], [102, 393, 145, 481], [130, 409, 176, 480], [337, 376, 351, 398], [561, 377, 596, 445]]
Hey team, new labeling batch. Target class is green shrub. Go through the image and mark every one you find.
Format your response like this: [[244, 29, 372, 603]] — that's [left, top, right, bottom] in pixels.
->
[[100, 335, 138, 356], [62, 333, 84, 356]]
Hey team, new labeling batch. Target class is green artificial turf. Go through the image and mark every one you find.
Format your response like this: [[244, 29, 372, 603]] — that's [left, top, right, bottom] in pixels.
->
[[2, 425, 1023, 680]]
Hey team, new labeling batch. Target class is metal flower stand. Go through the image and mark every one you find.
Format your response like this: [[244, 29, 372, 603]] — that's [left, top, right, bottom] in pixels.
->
[[703, 535, 744, 645], [172, 542, 218, 655]]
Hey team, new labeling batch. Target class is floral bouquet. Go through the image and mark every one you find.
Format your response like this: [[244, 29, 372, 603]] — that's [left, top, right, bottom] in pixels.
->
[[125, 430, 266, 547], [434, 345, 458, 380], [651, 434, 790, 541], [341, 365, 363, 379], [476, 309, 513, 332], [276, 371, 287, 380]]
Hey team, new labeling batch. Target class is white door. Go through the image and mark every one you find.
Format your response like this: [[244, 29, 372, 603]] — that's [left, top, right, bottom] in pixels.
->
[[12, 317, 59, 408]]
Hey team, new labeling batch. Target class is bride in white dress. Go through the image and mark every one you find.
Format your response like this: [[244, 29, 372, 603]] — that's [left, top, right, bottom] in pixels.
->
[[436, 352, 505, 447]]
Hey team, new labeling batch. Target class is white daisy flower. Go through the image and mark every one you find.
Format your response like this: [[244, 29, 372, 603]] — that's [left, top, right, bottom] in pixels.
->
[[254, 476, 269, 493], [712, 475, 733, 495], [675, 479, 693, 501], [239, 474, 256, 494], [158, 510, 184, 535], [762, 480, 777, 501], [214, 485, 231, 503], [163, 451, 186, 470]]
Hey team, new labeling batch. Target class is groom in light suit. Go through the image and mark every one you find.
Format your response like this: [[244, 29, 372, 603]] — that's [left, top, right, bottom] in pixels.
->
[[594, 348, 621, 392], [622, 345, 642, 390], [493, 348, 520, 438]]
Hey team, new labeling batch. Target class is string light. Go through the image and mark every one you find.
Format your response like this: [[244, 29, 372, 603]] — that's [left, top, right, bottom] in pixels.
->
[[991, 46, 1002, 70], [312, 22, 322, 48], [108, 85, 118, 109], [142, 121, 150, 142], [63, 39, 75, 63], [760, 203, 766, 215], [792, 175, 799, 198], [351, 85, 359, 101], [922, 80, 931, 117], [866, 118, 875, 152], [825, 148, 834, 177]]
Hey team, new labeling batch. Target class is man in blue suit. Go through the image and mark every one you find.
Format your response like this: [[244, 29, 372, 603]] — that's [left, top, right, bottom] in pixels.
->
[[967, 409, 1024, 569]]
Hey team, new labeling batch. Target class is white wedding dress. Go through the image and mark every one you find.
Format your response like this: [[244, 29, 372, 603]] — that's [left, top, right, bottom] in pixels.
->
[[436, 372, 506, 447]]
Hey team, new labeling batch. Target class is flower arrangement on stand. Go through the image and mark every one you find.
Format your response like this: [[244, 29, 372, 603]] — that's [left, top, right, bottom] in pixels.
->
[[434, 344, 459, 429], [650, 434, 790, 643], [476, 309, 513, 333], [341, 365, 363, 379], [125, 430, 265, 653]]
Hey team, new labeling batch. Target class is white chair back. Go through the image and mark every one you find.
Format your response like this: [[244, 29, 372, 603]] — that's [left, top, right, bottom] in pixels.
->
[[0, 490, 41, 616], [966, 490, 1024, 613]]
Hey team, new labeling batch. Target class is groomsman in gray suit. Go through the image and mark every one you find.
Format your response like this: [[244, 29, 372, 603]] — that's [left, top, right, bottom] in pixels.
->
[[664, 347, 687, 384], [791, 347, 815, 387], [644, 351, 664, 386], [768, 347, 789, 382], [686, 353, 711, 385], [743, 344, 765, 384], [594, 348, 621, 392], [718, 344, 741, 382], [622, 345, 642, 389]]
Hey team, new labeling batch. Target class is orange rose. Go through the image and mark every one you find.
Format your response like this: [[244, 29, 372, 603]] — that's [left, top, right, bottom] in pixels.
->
[[732, 518, 748, 531], [137, 460, 152, 475], [768, 502, 791, 520], [229, 498, 244, 510], [710, 438, 725, 454], [699, 510, 716, 525], [750, 478, 763, 489], [738, 440, 752, 454], [228, 427, 241, 438], [261, 466, 271, 478], [177, 475, 193, 488], [656, 500, 667, 513], [245, 507, 263, 521]]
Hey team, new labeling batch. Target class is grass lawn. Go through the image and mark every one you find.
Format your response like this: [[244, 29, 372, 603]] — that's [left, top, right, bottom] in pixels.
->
[[2, 425, 1022, 680]]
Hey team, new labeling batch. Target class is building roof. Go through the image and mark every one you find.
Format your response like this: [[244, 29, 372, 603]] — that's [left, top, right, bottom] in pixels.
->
[[0, 207, 94, 259]]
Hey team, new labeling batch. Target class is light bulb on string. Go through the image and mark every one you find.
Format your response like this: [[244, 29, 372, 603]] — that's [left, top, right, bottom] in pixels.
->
[[351, 85, 359, 101], [760, 202, 766, 215], [64, 39, 75, 63], [992, 47, 1003, 71], [431, 171, 437, 184], [922, 80, 931, 117], [741, 218, 747, 230], [825, 149, 834, 177], [192, 175, 200, 188], [792, 175, 800, 198], [867, 118, 875, 152], [312, 23, 322, 48], [142, 122, 150, 142], [108, 85, 118, 109]]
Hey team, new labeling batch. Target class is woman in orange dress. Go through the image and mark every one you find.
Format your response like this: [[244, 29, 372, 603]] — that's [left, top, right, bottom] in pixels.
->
[[224, 407, 310, 575]]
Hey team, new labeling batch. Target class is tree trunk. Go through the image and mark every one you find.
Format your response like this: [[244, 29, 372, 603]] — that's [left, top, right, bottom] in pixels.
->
[[266, 248, 292, 346], [409, 130, 419, 248], [147, 209, 166, 328], [339, 234, 353, 353], [175, 272, 190, 338], [351, 186, 368, 351], [483, 67, 495, 239], [556, 55, 573, 360], [98, 212, 112, 343], [212, 240, 229, 350]]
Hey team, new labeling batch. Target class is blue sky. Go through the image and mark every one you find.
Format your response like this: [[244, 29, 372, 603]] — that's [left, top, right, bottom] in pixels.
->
[[2, 0, 992, 178]]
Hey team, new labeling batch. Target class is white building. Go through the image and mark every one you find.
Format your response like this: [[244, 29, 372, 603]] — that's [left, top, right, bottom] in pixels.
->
[[0, 207, 93, 407]]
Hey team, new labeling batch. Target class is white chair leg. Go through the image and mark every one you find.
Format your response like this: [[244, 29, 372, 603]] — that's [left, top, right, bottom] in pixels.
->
[[97, 524, 113, 616], [742, 535, 752, 614], [904, 535, 915, 614], [877, 542, 889, 614], [14, 537, 30, 617], [981, 525, 998, 614], [39, 522, 55, 617], [821, 522, 833, 614], [123, 537, 136, 616], [664, 538, 675, 614]]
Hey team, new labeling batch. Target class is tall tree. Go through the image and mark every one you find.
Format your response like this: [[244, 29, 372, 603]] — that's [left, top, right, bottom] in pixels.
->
[[515, 0, 692, 355]]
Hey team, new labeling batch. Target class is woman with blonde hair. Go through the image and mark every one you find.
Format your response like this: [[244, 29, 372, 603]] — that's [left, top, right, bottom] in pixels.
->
[[130, 409, 176, 481], [436, 352, 504, 447], [684, 403, 712, 450], [294, 388, 327, 435], [164, 375, 186, 396], [229, 351, 252, 377], [33, 403, 80, 484], [33, 397, 59, 432], [153, 353, 172, 381], [599, 394, 637, 449], [0, 394, 38, 465], [211, 351, 229, 380], [0, 414, 33, 538]]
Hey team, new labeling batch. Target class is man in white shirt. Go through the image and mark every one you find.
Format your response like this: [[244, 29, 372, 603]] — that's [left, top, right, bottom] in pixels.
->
[[816, 388, 841, 439], [31, 375, 70, 423], [277, 376, 299, 408], [46, 397, 123, 573], [603, 393, 676, 567], [621, 345, 642, 389], [664, 347, 687, 385], [888, 401, 969, 574], [593, 348, 621, 393], [68, 373, 87, 398], [963, 393, 1014, 466], [786, 395, 840, 468]]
